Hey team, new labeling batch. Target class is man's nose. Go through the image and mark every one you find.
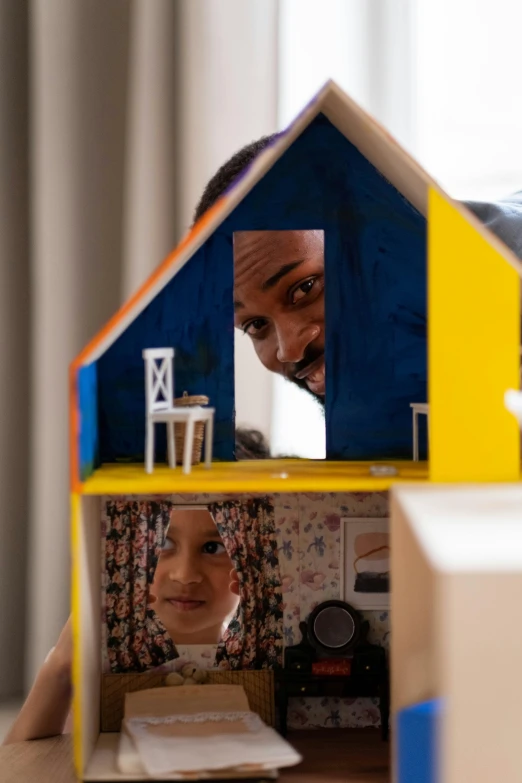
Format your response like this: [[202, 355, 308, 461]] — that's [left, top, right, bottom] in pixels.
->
[[168, 556, 203, 585], [276, 322, 320, 364]]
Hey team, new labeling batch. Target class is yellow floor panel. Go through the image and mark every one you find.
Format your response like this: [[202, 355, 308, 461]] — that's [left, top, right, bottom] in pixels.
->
[[79, 459, 429, 495]]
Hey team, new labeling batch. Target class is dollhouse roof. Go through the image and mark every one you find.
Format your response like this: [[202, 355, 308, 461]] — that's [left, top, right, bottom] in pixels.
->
[[70, 80, 522, 491], [74, 81, 431, 368]]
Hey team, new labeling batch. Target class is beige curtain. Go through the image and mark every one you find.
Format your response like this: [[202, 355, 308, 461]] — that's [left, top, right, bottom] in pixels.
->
[[0, 1, 31, 700], [0, 0, 277, 698]]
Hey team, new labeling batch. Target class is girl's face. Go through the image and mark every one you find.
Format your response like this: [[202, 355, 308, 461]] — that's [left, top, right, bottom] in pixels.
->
[[151, 509, 238, 645]]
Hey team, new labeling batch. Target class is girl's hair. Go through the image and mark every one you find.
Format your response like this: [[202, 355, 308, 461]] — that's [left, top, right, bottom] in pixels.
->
[[235, 427, 270, 460]]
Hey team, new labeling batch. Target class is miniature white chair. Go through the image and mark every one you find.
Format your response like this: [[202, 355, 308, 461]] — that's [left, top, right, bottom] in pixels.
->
[[410, 402, 430, 461], [142, 348, 214, 475]]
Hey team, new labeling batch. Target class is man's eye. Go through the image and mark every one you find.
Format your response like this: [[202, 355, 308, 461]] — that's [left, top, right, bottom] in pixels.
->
[[243, 318, 267, 336], [202, 541, 226, 555], [291, 277, 316, 304]]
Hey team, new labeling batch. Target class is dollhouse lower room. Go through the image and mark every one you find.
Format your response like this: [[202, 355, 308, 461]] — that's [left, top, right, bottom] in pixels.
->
[[74, 477, 396, 782], [6, 473, 522, 783]]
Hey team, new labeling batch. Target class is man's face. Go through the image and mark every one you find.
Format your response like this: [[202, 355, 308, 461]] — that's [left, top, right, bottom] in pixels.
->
[[233, 230, 325, 399]]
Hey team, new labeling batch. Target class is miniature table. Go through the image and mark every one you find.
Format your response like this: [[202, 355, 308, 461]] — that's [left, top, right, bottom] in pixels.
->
[[276, 671, 389, 742], [0, 729, 390, 783]]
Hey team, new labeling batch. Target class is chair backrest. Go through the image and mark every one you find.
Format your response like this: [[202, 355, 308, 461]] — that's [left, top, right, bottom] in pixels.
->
[[143, 348, 175, 413]]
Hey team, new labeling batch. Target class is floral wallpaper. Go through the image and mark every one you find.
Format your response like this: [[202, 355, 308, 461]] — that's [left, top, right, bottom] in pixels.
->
[[101, 491, 389, 729], [275, 492, 389, 729]]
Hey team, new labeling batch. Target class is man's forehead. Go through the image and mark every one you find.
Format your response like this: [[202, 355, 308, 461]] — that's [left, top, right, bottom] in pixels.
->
[[233, 230, 323, 290]]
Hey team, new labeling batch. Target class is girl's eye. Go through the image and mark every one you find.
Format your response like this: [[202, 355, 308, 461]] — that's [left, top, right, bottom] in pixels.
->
[[202, 541, 226, 555], [291, 277, 317, 304], [243, 318, 267, 337], [161, 538, 175, 552]]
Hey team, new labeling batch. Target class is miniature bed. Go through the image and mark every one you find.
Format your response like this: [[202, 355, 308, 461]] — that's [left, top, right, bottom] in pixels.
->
[[70, 79, 521, 781]]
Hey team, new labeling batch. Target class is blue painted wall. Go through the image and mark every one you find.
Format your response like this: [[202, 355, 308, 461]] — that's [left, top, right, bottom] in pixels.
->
[[220, 112, 427, 459], [97, 238, 235, 463], [96, 113, 427, 463]]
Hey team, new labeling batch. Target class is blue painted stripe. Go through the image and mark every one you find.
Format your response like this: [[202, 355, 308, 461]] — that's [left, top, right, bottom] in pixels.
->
[[78, 363, 99, 480], [397, 699, 442, 783]]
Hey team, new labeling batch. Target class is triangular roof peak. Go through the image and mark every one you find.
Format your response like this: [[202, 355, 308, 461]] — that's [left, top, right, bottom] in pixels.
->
[[72, 79, 522, 369]]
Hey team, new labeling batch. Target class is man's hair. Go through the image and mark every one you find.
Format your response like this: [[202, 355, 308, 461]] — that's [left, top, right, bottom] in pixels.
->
[[193, 134, 277, 225], [195, 137, 277, 462]]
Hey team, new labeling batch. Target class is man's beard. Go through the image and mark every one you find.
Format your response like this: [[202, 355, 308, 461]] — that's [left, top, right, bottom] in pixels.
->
[[282, 345, 325, 405], [287, 374, 325, 406]]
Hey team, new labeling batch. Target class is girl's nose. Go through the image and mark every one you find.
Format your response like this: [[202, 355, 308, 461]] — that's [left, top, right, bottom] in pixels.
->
[[168, 556, 203, 585]]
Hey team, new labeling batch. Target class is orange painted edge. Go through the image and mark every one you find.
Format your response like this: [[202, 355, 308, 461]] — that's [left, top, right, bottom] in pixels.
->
[[72, 197, 227, 370]]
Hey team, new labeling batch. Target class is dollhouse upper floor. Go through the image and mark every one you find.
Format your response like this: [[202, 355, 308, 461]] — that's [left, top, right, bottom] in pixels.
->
[[70, 81, 522, 496], [78, 459, 428, 495]]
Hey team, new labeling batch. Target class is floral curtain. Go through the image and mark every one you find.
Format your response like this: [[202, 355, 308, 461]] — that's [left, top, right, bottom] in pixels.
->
[[208, 497, 283, 670], [104, 499, 178, 672]]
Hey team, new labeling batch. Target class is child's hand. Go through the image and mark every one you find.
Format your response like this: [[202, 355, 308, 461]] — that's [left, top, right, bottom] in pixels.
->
[[3, 615, 73, 744], [49, 615, 73, 680]]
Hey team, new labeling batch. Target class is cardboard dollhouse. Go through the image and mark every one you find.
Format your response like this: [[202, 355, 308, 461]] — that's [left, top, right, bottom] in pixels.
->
[[70, 80, 522, 781]]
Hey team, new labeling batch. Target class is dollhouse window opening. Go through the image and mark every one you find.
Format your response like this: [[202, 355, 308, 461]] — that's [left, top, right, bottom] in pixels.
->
[[233, 228, 327, 460]]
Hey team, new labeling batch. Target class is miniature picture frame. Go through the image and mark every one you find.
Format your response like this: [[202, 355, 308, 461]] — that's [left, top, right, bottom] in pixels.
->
[[340, 518, 390, 610]]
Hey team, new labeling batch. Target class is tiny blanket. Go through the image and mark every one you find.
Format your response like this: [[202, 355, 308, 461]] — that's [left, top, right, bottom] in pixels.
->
[[119, 684, 302, 778]]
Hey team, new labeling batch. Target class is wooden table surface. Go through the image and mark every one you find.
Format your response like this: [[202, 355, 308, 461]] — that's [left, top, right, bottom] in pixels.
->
[[0, 729, 390, 783]]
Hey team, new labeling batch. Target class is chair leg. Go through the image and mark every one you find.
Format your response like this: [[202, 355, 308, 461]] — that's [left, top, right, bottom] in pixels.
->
[[167, 421, 176, 468], [204, 413, 214, 469], [146, 419, 154, 473], [183, 416, 195, 475], [412, 410, 419, 462]]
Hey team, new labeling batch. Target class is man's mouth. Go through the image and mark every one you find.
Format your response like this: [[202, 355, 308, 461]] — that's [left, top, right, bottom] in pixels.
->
[[294, 354, 325, 396], [167, 598, 206, 612]]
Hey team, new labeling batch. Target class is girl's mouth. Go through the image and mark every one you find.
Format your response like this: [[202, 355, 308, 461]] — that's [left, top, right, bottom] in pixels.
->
[[167, 598, 205, 612]]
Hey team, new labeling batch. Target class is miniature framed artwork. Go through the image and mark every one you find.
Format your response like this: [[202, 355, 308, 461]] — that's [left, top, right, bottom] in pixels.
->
[[340, 518, 390, 610]]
